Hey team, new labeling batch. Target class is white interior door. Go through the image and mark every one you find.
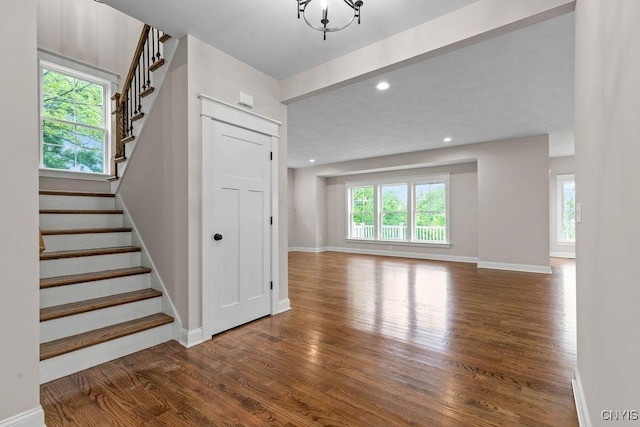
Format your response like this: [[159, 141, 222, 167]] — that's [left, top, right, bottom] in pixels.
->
[[203, 119, 272, 336]]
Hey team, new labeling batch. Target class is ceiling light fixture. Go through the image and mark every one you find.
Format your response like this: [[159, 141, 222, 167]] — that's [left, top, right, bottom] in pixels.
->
[[297, 0, 364, 40], [376, 81, 390, 91], [309, 159, 316, 163], [443, 137, 453, 143]]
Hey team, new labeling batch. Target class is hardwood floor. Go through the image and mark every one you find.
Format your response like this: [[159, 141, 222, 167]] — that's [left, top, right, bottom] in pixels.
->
[[41, 252, 577, 426]]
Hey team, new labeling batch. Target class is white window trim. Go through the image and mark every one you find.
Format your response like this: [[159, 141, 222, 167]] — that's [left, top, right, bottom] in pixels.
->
[[556, 173, 576, 245], [345, 174, 451, 246], [38, 50, 118, 179]]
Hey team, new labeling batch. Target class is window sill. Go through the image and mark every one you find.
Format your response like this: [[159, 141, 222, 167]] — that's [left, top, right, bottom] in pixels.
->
[[39, 168, 110, 182], [345, 238, 451, 249], [556, 241, 576, 247]]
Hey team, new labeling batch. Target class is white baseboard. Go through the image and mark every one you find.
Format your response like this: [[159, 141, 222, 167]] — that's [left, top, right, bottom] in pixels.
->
[[288, 247, 328, 253], [324, 246, 478, 264], [277, 298, 291, 313], [572, 369, 592, 427], [477, 261, 552, 274], [179, 327, 204, 348], [0, 406, 45, 427], [550, 251, 576, 259]]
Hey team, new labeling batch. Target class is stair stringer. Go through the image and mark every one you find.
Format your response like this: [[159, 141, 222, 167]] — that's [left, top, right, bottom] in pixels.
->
[[111, 36, 180, 193], [115, 194, 183, 341]]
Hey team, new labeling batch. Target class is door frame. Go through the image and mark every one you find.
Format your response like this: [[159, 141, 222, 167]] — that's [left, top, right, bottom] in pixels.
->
[[200, 94, 281, 340]]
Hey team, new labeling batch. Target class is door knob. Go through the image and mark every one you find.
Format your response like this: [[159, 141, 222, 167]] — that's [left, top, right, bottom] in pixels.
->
[[213, 233, 223, 241]]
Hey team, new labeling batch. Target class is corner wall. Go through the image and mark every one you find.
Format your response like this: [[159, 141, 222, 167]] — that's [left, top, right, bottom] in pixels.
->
[[0, 0, 44, 424], [575, 0, 640, 423]]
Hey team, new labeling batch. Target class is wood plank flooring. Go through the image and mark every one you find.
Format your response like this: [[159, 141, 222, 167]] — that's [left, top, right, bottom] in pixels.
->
[[41, 252, 577, 426]]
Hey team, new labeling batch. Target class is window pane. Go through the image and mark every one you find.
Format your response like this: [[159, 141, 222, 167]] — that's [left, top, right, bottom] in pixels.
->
[[381, 184, 407, 240], [350, 187, 374, 239], [415, 182, 446, 242], [74, 79, 104, 127], [43, 70, 75, 122], [41, 66, 107, 174], [43, 143, 75, 170], [562, 181, 576, 241], [43, 120, 74, 147]]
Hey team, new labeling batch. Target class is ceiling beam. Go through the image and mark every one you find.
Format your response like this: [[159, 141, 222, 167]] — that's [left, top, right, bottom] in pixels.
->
[[280, 0, 575, 104]]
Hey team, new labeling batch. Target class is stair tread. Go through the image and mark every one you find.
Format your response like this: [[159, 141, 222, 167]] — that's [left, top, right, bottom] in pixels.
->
[[40, 209, 123, 215], [41, 288, 162, 322], [149, 58, 165, 72], [39, 190, 115, 198], [41, 246, 141, 260], [40, 266, 152, 289], [40, 313, 174, 360], [41, 227, 132, 236]]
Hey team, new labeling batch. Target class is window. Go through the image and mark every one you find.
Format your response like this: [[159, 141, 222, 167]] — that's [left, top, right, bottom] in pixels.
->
[[347, 175, 450, 245], [39, 61, 110, 174], [380, 184, 408, 240], [557, 174, 576, 243], [414, 182, 447, 242], [350, 186, 375, 239]]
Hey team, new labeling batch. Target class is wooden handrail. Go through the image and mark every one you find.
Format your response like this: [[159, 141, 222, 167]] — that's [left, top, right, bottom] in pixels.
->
[[119, 24, 151, 109]]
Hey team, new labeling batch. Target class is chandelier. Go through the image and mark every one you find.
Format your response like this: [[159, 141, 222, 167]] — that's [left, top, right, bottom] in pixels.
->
[[297, 0, 364, 40]]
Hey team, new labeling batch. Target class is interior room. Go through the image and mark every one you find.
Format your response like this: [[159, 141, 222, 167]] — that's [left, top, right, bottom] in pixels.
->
[[1, 1, 638, 426]]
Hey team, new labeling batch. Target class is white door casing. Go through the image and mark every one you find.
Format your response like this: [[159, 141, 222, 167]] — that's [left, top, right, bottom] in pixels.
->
[[201, 96, 280, 338]]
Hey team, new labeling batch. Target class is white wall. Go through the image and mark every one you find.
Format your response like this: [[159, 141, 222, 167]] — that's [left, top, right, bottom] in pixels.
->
[[0, 0, 44, 424], [476, 136, 549, 269], [119, 38, 189, 327], [287, 168, 296, 248], [37, 0, 142, 83], [575, 0, 640, 424], [292, 135, 550, 271], [549, 156, 575, 257], [324, 163, 478, 259]]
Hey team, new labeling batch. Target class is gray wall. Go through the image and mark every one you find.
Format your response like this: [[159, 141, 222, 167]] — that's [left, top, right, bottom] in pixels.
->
[[0, 0, 43, 423], [292, 135, 550, 271], [549, 156, 576, 257], [575, 0, 640, 423]]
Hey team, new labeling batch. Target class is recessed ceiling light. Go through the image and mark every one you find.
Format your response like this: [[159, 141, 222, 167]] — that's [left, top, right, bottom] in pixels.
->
[[443, 137, 453, 143], [376, 82, 390, 91], [309, 159, 316, 163]]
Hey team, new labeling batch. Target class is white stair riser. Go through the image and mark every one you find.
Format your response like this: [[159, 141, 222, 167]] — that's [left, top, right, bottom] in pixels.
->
[[43, 232, 131, 252], [40, 252, 141, 278], [40, 297, 162, 343], [40, 195, 115, 210], [40, 274, 151, 308], [40, 323, 173, 384], [40, 213, 123, 229]]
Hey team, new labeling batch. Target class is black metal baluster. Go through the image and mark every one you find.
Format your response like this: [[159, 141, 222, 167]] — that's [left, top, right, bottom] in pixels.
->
[[151, 30, 156, 65], [156, 29, 161, 62], [137, 56, 142, 113], [145, 35, 151, 89]]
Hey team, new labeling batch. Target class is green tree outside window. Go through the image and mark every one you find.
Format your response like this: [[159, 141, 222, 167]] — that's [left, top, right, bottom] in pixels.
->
[[41, 68, 106, 173]]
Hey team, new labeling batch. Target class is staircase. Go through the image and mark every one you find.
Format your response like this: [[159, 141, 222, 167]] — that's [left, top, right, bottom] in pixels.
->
[[38, 191, 174, 384], [38, 25, 181, 383]]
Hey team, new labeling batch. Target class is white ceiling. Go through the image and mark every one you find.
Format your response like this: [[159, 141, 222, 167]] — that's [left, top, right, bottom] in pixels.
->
[[288, 12, 575, 167], [99, 0, 575, 168], [100, 0, 477, 80]]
